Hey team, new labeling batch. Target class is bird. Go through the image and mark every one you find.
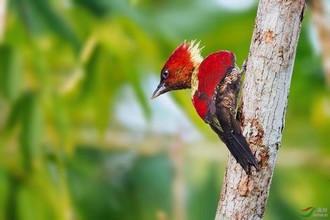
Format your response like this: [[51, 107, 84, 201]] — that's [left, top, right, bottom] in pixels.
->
[[151, 40, 259, 174]]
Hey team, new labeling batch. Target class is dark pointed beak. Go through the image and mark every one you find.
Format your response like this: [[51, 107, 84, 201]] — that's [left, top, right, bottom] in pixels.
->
[[151, 83, 167, 99]]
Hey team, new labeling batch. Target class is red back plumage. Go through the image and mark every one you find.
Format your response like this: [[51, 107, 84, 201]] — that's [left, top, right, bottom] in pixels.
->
[[192, 51, 236, 121]]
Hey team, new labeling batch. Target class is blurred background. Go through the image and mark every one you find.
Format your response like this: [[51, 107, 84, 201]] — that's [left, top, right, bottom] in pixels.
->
[[0, 0, 329, 219]]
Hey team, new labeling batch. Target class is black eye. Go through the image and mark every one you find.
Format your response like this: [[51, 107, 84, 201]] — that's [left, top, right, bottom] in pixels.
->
[[161, 69, 169, 79]]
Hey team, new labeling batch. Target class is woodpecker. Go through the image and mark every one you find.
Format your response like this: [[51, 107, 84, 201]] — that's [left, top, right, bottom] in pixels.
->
[[151, 41, 259, 174]]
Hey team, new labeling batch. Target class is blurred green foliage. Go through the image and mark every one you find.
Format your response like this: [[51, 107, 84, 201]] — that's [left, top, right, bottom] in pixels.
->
[[0, 0, 329, 220]]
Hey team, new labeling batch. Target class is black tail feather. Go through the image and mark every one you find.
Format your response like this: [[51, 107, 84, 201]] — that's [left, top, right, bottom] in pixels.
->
[[231, 132, 259, 174], [210, 124, 259, 174]]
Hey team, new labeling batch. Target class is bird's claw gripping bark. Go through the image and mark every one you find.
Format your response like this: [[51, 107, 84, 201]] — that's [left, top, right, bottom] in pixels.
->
[[241, 59, 248, 74]]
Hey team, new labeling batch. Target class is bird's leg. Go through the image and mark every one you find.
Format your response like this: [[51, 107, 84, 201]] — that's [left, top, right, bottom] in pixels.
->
[[235, 59, 247, 122], [240, 59, 248, 74]]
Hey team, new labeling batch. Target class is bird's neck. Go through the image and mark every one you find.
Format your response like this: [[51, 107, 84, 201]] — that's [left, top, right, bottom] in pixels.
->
[[191, 64, 200, 98]]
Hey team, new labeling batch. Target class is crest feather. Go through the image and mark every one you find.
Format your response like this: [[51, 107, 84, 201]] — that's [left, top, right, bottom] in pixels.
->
[[187, 40, 203, 66]]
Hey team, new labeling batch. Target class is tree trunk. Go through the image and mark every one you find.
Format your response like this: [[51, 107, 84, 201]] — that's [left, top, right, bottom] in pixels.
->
[[215, 0, 306, 219]]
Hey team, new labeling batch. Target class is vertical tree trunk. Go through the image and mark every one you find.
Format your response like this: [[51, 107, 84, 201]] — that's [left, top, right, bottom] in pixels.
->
[[215, 0, 306, 219]]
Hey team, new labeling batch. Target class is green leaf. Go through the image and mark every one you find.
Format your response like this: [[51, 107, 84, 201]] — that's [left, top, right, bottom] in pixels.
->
[[12, 0, 45, 34], [0, 45, 22, 102], [51, 94, 72, 153], [14, 0, 80, 49], [78, 43, 101, 101], [0, 171, 10, 220], [4, 95, 24, 133], [73, 0, 110, 17], [17, 184, 55, 220], [32, 0, 80, 50], [20, 92, 44, 171]]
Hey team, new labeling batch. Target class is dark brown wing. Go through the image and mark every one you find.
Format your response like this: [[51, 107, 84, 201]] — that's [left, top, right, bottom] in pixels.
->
[[211, 66, 259, 174], [215, 107, 259, 174]]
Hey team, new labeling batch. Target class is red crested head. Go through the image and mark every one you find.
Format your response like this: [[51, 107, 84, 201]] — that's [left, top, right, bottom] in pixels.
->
[[151, 40, 203, 99]]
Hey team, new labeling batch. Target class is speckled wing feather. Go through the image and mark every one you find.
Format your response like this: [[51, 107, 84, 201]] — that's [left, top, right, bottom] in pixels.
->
[[192, 51, 259, 174]]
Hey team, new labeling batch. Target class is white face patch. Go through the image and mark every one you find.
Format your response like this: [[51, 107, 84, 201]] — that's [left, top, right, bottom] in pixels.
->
[[188, 40, 203, 97], [191, 67, 199, 97]]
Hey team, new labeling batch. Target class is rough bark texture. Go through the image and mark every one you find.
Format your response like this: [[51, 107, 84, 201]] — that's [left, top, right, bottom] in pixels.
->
[[215, 0, 306, 219]]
